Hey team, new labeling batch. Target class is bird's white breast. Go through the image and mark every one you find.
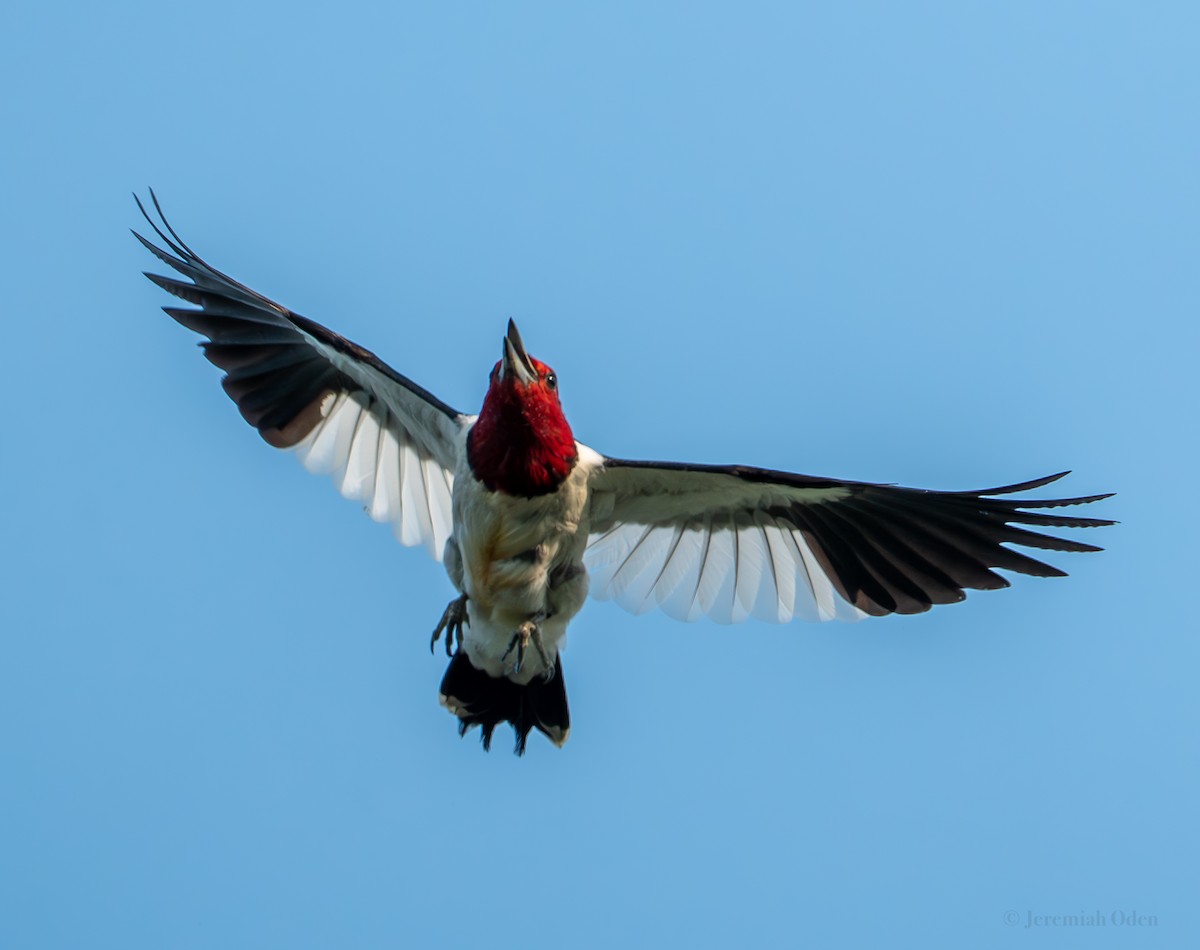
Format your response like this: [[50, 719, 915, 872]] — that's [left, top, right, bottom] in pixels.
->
[[447, 438, 597, 678]]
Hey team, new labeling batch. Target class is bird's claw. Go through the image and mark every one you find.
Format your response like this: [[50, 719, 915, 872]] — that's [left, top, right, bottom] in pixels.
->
[[501, 616, 552, 677], [431, 594, 469, 657]]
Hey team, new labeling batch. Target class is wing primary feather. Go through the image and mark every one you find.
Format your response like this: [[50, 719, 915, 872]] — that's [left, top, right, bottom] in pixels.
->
[[851, 492, 1057, 580], [989, 508, 1115, 529], [798, 503, 915, 615], [978, 521, 1104, 554], [144, 189, 273, 308], [134, 192, 188, 260], [836, 500, 970, 601], [872, 491, 1077, 570], [203, 343, 313, 380], [828, 502, 966, 608], [134, 230, 201, 279], [808, 500, 967, 614], [147, 188, 199, 258], [152, 280, 281, 324], [934, 488, 1116, 517], [952, 471, 1073, 496]]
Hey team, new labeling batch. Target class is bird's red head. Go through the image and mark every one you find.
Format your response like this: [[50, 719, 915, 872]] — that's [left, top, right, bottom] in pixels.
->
[[467, 320, 578, 497]]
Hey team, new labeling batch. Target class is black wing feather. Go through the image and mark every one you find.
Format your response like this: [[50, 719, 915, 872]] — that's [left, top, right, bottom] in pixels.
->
[[592, 458, 1114, 619], [135, 190, 464, 453]]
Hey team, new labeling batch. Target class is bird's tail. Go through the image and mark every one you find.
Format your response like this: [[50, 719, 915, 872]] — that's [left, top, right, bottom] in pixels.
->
[[439, 652, 570, 755]]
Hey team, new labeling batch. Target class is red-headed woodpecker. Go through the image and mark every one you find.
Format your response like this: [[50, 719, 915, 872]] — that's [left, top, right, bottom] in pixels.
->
[[135, 192, 1114, 754]]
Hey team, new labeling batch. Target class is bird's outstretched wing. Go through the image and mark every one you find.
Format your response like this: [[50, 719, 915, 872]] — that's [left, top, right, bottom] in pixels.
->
[[585, 458, 1113, 623], [135, 191, 469, 560]]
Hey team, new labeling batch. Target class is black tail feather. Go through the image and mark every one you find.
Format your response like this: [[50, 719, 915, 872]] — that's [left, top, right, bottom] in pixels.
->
[[439, 652, 570, 755]]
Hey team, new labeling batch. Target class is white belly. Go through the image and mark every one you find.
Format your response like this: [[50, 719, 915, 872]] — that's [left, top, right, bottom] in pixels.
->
[[447, 455, 593, 681]]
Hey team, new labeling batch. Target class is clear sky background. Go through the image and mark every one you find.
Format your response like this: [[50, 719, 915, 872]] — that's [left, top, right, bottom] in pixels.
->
[[1, 2, 1196, 948]]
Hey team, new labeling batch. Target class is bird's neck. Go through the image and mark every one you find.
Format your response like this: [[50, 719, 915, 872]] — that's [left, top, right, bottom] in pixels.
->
[[467, 388, 577, 497]]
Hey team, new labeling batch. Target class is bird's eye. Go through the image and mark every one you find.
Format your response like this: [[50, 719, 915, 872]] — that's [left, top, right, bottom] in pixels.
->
[[545, 374, 557, 390]]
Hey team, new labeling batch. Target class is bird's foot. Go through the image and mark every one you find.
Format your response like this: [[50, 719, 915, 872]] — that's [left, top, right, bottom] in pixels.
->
[[501, 614, 552, 677], [431, 594, 470, 657]]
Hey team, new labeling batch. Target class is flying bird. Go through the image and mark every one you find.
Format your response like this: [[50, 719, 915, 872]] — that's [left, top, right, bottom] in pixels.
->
[[134, 192, 1113, 754]]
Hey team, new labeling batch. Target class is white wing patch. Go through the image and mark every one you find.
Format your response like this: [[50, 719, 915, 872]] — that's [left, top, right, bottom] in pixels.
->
[[584, 514, 867, 624], [294, 390, 454, 560]]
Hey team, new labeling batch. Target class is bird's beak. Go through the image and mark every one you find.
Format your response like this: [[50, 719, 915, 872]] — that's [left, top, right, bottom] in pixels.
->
[[500, 319, 537, 386]]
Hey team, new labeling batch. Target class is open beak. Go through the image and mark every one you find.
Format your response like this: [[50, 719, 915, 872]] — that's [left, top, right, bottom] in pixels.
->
[[500, 318, 537, 385]]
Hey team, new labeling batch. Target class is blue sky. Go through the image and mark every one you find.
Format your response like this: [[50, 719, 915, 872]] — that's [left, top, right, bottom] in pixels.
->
[[1, 2, 1196, 947]]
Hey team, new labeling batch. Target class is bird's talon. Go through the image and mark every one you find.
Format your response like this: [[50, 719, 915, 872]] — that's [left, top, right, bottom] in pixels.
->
[[502, 617, 552, 677], [431, 594, 469, 656], [501, 632, 526, 673]]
